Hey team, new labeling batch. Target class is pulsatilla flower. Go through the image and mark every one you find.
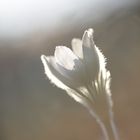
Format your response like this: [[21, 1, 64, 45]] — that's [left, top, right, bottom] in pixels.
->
[[41, 28, 111, 106], [41, 29, 119, 140]]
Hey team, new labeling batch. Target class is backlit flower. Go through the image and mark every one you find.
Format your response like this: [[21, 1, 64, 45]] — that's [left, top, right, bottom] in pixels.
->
[[41, 28, 119, 140], [41, 28, 111, 106]]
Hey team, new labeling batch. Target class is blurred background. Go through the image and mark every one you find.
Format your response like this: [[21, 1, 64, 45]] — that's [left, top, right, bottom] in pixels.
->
[[0, 0, 140, 140]]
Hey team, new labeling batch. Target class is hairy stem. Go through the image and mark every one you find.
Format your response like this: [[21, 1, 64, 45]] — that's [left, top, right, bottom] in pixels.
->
[[108, 105, 120, 140], [87, 107, 109, 140]]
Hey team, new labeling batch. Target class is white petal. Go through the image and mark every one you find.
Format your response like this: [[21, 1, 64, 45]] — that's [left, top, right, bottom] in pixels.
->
[[55, 62, 86, 87], [41, 55, 88, 106], [82, 29, 100, 80], [82, 28, 94, 48], [41, 55, 70, 90], [54, 46, 88, 86], [41, 55, 86, 88], [95, 46, 107, 79], [71, 38, 83, 59], [55, 46, 79, 70]]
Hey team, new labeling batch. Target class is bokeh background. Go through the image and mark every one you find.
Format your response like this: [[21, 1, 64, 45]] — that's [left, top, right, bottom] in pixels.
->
[[0, 0, 140, 140]]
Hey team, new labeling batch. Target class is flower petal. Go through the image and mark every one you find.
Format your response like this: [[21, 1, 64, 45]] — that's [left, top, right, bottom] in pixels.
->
[[82, 28, 95, 48], [71, 38, 83, 59], [54, 46, 88, 86], [41, 55, 82, 90], [55, 46, 78, 70], [82, 29, 99, 80], [41, 55, 72, 90], [55, 62, 86, 87], [41, 55, 88, 105]]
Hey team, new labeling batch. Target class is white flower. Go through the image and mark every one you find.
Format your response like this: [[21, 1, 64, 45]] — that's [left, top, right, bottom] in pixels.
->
[[41, 28, 120, 140], [41, 28, 111, 106]]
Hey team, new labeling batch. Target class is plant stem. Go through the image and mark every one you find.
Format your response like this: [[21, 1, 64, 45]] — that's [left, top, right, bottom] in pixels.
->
[[108, 106, 120, 140], [87, 107, 110, 140]]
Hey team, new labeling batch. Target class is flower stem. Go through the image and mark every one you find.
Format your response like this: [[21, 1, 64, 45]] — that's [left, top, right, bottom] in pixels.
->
[[87, 107, 109, 140], [105, 93, 120, 140], [108, 106, 120, 140]]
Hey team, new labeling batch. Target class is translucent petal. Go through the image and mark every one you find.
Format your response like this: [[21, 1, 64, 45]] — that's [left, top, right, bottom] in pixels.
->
[[82, 28, 94, 49], [81, 29, 100, 81], [41, 55, 74, 90], [71, 38, 83, 59], [55, 62, 86, 87], [55, 46, 78, 70], [41, 55, 88, 105], [54, 46, 87, 86]]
